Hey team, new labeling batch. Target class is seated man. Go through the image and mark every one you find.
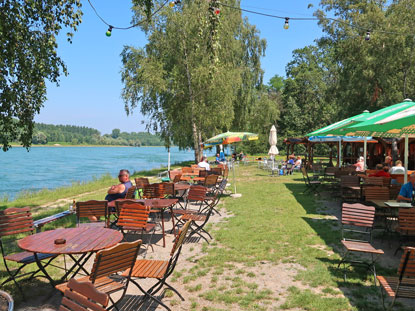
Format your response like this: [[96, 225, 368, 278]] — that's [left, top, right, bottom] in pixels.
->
[[397, 172, 415, 202], [369, 164, 391, 178], [105, 169, 133, 202], [389, 160, 405, 174], [198, 156, 210, 171]]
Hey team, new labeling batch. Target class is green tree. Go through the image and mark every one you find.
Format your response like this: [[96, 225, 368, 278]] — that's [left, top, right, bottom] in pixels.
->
[[111, 128, 121, 139], [121, 0, 265, 162], [0, 0, 83, 151]]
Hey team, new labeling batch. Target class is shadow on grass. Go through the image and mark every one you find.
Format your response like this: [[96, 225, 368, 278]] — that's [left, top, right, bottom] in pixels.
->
[[284, 182, 411, 311]]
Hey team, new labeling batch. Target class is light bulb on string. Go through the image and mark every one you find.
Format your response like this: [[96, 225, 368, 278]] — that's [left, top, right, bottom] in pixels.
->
[[106, 25, 113, 37], [365, 30, 371, 41], [284, 18, 289, 30]]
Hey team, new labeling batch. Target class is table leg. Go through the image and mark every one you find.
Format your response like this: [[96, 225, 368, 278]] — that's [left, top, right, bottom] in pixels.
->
[[34, 253, 56, 288], [59, 253, 92, 281], [161, 208, 166, 248], [170, 206, 176, 237]]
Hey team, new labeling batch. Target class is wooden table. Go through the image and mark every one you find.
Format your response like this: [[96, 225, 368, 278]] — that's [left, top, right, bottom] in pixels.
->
[[369, 200, 412, 232], [18, 227, 123, 287], [108, 198, 178, 247]]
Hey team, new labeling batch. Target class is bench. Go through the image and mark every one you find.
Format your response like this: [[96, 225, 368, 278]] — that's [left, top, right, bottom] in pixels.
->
[[33, 210, 74, 232]]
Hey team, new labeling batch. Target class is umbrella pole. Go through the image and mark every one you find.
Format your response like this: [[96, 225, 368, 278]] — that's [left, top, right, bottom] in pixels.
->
[[338, 140, 342, 168], [233, 161, 237, 194], [168, 147, 171, 172], [405, 134, 409, 184], [363, 137, 367, 170]]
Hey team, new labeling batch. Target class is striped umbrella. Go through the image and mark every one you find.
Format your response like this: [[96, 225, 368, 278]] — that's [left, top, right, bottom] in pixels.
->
[[205, 131, 259, 146]]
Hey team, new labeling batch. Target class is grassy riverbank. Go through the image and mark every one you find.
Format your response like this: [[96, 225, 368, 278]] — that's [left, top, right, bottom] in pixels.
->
[[2, 163, 409, 310]]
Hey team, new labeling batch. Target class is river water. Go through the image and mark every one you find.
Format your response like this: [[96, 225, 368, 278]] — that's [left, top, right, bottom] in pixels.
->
[[0, 146, 213, 200]]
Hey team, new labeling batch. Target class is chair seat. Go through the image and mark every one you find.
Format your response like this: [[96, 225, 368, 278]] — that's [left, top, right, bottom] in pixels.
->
[[181, 214, 207, 222], [124, 259, 168, 278], [377, 276, 415, 298], [79, 222, 106, 228], [121, 223, 156, 232], [5, 251, 56, 264], [341, 240, 384, 254], [56, 275, 125, 294]]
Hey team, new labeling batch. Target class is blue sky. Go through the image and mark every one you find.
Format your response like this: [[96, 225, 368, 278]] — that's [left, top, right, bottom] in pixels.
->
[[35, 0, 324, 134]]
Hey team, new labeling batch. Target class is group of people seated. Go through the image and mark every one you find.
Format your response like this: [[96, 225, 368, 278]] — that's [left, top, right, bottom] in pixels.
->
[[353, 156, 405, 177]]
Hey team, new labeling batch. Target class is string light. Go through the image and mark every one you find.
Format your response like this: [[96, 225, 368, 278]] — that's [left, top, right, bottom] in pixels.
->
[[106, 25, 113, 37], [284, 18, 289, 30], [365, 30, 371, 41]]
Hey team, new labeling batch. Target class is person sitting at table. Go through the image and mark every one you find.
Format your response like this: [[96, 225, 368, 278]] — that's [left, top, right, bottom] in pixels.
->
[[369, 164, 391, 178], [397, 172, 415, 202], [353, 156, 365, 172], [105, 169, 133, 202], [389, 160, 405, 174], [198, 156, 211, 171], [215, 153, 221, 164], [294, 156, 302, 169], [384, 156, 392, 168]]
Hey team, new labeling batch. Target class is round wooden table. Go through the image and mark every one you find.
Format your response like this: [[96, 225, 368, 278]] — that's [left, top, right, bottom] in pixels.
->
[[18, 227, 123, 286]]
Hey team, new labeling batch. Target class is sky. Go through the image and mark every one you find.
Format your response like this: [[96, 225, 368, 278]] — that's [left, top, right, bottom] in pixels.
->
[[34, 0, 324, 134]]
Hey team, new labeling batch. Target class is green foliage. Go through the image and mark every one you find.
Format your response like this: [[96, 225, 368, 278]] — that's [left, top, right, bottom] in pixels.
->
[[0, 0, 83, 151], [121, 0, 267, 161], [30, 123, 163, 146]]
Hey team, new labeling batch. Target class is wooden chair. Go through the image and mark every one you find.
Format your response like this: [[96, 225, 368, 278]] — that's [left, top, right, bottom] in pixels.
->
[[172, 173, 182, 183], [301, 167, 321, 193], [203, 174, 219, 190], [56, 240, 141, 310], [364, 177, 384, 187], [126, 221, 191, 311], [76, 200, 109, 228], [159, 182, 175, 198], [338, 203, 384, 283], [0, 207, 57, 297], [179, 200, 215, 244], [377, 247, 415, 310], [181, 167, 193, 174], [116, 201, 156, 254], [363, 186, 390, 202], [135, 177, 150, 188], [390, 185, 401, 200], [390, 174, 405, 185], [211, 167, 222, 176], [199, 170, 208, 178], [340, 175, 361, 202], [59, 279, 109, 311], [124, 186, 137, 199], [395, 208, 415, 255], [142, 184, 161, 199], [191, 164, 199, 169]]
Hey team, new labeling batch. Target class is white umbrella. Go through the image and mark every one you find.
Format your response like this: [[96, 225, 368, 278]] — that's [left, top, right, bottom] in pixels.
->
[[268, 125, 279, 174]]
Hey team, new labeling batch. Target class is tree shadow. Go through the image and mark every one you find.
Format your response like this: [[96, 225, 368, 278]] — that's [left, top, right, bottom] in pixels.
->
[[285, 182, 414, 311]]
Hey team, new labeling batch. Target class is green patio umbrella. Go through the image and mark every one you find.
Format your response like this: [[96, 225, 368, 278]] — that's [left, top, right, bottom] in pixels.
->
[[306, 110, 370, 136], [205, 131, 259, 196], [345, 100, 415, 183]]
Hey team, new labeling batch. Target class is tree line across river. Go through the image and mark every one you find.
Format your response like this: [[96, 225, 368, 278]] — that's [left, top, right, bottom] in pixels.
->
[[31, 123, 164, 147]]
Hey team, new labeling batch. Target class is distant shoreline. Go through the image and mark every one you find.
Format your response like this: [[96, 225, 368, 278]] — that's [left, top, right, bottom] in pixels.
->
[[9, 144, 166, 148]]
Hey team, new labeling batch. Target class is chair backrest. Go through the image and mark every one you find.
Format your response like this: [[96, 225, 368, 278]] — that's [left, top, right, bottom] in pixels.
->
[[191, 164, 199, 169], [124, 186, 136, 199], [204, 175, 218, 188], [173, 174, 182, 183], [398, 208, 415, 232], [76, 201, 108, 226], [159, 182, 175, 196], [199, 170, 208, 177], [90, 240, 142, 283], [340, 175, 360, 187], [117, 202, 150, 230], [364, 186, 390, 201], [341, 203, 375, 228], [325, 167, 338, 174], [170, 220, 191, 256], [398, 247, 415, 278], [211, 167, 222, 176], [142, 184, 161, 199], [60, 279, 109, 311], [364, 177, 384, 186], [0, 207, 34, 238], [182, 167, 193, 174], [334, 170, 350, 178], [223, 166, 229, 179], [390, 185, 401, 200], [365, 169, 377, 176], [382, 177, 391, 187], [390, 174, 405, 185], [187, 185, 208, 201], [135, 177, 150, 188], [114, 199, 137, 216]]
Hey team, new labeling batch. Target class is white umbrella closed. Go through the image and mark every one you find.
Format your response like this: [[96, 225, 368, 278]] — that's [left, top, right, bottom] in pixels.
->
[[268, 125, 279, 174]]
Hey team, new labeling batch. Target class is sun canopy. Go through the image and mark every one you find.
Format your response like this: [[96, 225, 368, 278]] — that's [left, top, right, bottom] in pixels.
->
[[204, 131, 258, 146], [308, 136, 377, 143]]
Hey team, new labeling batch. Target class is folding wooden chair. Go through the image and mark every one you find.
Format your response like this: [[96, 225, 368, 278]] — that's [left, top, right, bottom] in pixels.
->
[[59, 279, 109, 311], [0, 207, 57, 298], [76, 200, 109, 228], [116, 201, 156, 254], [135, 178, 150, 198], [124, 186, 137, 199], [377, 247, 415, 310], [211, 167, 222, 176], [338, 203, 384, 283], [364, 186, 390, 202], [301, 167, 321, 193], [56, 240, 141, 310], [142, 184, 161, 199], [126, 221, 191, 311], [340, 175, 361, 202], [395, 208, 415, 255]]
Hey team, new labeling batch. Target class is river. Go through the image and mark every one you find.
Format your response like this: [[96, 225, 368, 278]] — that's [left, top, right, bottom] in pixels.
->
[[0, 146, 214, 200]]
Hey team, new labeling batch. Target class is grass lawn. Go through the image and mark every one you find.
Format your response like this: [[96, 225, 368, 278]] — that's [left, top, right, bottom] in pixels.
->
[[0, 162, 412, 310]]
